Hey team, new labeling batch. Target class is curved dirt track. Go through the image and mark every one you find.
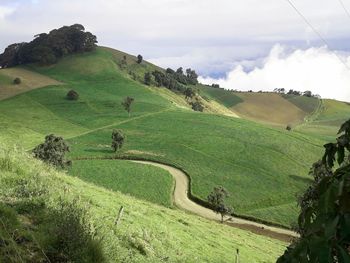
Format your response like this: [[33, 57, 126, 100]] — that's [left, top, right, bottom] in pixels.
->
[[131, 160, 298, 243]]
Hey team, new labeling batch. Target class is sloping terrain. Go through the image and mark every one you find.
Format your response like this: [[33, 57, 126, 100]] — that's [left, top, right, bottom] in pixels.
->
[[296, 99, 350, 139], [0, 146, 286, 263], [0, 47, 325, 227], [0, 67, 62, 100], [232, 92, 307, 126]]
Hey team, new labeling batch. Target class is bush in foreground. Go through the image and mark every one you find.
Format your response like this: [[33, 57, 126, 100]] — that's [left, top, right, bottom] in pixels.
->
[[277, 119, 350, 262], [33, 134, 71, 168]]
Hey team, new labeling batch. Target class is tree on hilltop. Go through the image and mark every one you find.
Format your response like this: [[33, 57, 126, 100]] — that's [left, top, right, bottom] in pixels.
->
[[137, 55, 143, 64]]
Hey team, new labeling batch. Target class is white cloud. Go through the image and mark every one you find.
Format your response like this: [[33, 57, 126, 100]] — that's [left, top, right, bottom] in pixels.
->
[[199, 45, 350, 102]]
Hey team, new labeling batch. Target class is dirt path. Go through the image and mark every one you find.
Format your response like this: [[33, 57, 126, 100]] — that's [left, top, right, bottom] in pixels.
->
[[131, 160, 298, 243]]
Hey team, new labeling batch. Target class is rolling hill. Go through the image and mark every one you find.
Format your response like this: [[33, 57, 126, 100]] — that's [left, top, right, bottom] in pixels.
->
[[0, 145, 286, 262], [0, 47, 328, 228]]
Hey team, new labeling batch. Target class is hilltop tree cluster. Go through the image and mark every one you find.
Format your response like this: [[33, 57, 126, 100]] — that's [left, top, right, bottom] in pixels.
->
[[0, 24, 97, 68]]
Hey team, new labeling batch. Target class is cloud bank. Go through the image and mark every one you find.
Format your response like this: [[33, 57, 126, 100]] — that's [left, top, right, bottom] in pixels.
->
[[199, 45, 350, 102]]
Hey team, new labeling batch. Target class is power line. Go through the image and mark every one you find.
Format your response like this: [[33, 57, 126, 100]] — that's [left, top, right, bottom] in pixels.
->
[[338, 0, 350, 20], [284, 0, 350, 70]]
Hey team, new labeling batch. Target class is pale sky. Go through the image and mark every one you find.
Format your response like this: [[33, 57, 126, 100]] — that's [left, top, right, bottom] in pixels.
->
[[1, 0, 350, 101]]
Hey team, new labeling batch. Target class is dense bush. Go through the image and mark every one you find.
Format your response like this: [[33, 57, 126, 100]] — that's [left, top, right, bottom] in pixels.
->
[[13, 77, 21, 85], [33, 134, 71, 168], [278, 119, 350, 262], [190, 101, 204, 112], [0, 24, 97, 67], [66, 89, 79, 100]]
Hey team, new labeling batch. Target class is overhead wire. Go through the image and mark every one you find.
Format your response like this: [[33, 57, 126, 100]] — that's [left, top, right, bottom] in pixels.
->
[[284, 0, 350, 70]]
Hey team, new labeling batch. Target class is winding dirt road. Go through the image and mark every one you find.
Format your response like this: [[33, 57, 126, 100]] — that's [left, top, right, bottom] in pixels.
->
[[132, 160, 298, 243]]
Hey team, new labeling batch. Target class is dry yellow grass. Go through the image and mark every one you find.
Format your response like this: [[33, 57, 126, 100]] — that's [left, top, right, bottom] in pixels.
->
[[0, 67, 62, 100], [232, 92, 306, 126]]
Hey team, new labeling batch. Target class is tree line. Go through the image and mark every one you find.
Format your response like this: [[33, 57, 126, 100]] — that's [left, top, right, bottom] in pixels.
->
[[0, 24, 97, 68]]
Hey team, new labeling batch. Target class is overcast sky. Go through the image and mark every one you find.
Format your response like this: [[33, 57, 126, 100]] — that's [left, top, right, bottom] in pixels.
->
[[1, 0, 350, 101]]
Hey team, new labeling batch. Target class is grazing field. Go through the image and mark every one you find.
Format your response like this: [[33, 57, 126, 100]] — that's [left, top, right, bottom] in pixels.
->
[[0, 67, 62, 100], [70, 159, 174, 207], [68, 109, 323, 226], [231, 92, 309, 126], [0, 47, 326, 227], [0, 146, 286, 263], [296, 99, 350, 140], [198, 84, 243, 108]]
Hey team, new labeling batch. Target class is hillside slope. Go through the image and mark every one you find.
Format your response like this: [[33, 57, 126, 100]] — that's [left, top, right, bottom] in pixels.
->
[[198, 85, 321, 127], [0, 47, 325, 227], [0, 146, 286, 262]]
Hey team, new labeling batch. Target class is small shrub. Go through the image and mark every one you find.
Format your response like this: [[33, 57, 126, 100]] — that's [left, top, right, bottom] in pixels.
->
[[190, 101, 204, 112], [286, 125, 292, 131], [137, 54, 143, 64], [13, 78, 21, 85], [66, 89, 79, 100]]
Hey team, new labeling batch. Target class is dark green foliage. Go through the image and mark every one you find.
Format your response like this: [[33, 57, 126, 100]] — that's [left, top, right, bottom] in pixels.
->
[[278, 119, 350, 262], [43, 199, 104, 263], [144, 72, 152, 86], [211, 84, 220, 88], [66, 89, 79, 100], [286, 125, 292, 131], [111, 130, 125, 152], [33, 134, 70, 168], [13, 77, 21, 85], [184, 87, 195, 99], [121, 96, 134, 117], [207, 186, 232, 223], [190, 100, 204, 112], [137, 54, 143, 64], [0, 24, 97, 67]]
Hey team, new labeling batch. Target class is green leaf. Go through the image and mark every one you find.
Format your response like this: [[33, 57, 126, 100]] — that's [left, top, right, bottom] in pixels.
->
[[337, 245, 350, 263], [337, 146, 345, 165]]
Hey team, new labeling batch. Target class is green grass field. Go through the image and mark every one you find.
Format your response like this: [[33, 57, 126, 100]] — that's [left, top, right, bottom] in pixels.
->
[[0, 47, 328, 227], [0, 146, 286, 262], [198, 84, 243, 108], [70, 159, 174, 207]]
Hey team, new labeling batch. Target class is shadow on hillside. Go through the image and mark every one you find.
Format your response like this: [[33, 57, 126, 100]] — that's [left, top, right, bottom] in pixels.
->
[[288, 174, 313, 184]]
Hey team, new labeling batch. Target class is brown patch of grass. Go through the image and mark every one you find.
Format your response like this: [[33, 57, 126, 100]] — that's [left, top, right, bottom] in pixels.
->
[[0, 67, 62, 100], [232, 92, 307, 126]]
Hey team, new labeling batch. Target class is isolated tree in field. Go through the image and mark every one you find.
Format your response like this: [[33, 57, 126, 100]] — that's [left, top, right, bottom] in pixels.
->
[[277, 119, 350, 262], [13, 77, 21, 84], [207, 186, 232, 223], [144, 72, 152, 86], [111, 130, 125, 152], [286, 124, 292, 131], [121, 96, 134, 117], [66, 89, 79, 100], [137, 54, 143, 64], [33, 134, 71, 168]]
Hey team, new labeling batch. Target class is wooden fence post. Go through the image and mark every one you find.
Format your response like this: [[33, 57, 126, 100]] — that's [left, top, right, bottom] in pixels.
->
[[115, 206, 124, 226]]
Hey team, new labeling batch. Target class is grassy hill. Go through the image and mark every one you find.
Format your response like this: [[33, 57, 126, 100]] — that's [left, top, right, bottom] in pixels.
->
[[296, 99, 350, 140], [198, 86, 321, 127], [0, 145, 286, 262], [0, 47, 326, 227]]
